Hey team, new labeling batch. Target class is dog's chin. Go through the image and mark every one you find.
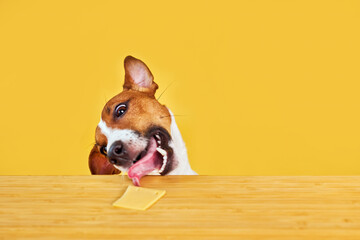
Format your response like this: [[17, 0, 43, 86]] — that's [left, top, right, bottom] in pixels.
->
[[112, 164, 130, 173]]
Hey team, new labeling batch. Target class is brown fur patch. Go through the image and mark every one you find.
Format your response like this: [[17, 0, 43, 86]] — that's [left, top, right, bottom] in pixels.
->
[[101, 89, 171, 135], [95, 126, 107, 146], [88, 145, 120, 174]]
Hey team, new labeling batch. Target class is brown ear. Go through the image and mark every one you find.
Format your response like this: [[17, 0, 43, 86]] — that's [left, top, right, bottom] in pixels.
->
[[123, 56, 158, 95], [89, 145, 121, 175]]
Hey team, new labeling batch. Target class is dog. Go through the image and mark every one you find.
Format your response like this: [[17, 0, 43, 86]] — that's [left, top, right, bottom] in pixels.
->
[[89, 56, 197, 186]]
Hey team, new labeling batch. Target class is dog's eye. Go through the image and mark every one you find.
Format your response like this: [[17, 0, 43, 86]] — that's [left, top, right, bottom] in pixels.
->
[[115, 104, 127, 117], [100, 146, 107, 156]]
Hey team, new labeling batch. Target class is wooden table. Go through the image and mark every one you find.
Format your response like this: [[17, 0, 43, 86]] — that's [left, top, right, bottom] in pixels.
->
[[0, 176, 360, 239]]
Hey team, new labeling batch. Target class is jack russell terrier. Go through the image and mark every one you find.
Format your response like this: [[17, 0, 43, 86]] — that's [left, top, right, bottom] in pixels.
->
[[89, 56, 197, 185]]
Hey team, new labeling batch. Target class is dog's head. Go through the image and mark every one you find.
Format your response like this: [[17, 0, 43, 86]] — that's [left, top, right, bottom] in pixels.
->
[[89, 56, 176, 185]]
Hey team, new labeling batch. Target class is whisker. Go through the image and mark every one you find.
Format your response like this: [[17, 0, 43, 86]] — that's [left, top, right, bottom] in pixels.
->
[[160, 114, 189, 119], [157, 80, 176, 100]]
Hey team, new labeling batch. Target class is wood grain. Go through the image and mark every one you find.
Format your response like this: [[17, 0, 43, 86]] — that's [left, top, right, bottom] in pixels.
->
[[0, 176, 360, 239]]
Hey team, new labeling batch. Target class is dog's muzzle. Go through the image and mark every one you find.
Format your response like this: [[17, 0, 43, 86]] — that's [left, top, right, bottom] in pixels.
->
[[107, 140, 132, 167]]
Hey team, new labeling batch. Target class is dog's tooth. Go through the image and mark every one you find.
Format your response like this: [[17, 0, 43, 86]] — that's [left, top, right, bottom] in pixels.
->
[[158, 152, 168, 174], [156, 147, 167, 156], [159, 158, 167, 174], [156, 147, 168, 174]]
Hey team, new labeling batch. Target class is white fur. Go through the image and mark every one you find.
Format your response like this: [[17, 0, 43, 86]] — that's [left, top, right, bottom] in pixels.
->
[[97, 119, 148, 166], [167, 109, 197, 175]]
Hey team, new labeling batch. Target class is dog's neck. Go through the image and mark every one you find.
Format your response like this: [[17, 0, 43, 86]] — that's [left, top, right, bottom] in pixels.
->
[[167, 108, 196, 175]]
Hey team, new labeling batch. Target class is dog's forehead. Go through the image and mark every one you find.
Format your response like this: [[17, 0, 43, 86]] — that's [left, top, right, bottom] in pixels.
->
[[100, 90, 172, 134], [103, 90, 137, 110]]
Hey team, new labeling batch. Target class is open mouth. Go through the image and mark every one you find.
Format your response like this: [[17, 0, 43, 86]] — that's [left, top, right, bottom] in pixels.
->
[[127, 129, 172, 186]]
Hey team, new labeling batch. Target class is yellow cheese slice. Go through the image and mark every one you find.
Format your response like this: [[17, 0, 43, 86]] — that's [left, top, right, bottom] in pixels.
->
[[112, 185, 166, 210]]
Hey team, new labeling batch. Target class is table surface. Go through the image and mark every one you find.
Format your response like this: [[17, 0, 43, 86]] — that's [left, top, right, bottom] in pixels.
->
[[0, 176, 360, 240]]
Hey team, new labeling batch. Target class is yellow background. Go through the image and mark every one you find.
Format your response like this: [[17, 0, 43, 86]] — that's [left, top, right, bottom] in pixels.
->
[[0, 0, 359, 175]]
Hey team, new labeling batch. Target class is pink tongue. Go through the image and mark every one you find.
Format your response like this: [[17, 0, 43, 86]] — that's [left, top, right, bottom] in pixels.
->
[[128, 138, 162, 186]]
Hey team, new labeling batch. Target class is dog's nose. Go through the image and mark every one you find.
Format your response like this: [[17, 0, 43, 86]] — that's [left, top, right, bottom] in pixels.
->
[[107, 141, 130, 165], [111, 142, 124, 157], [109, 141, 127, 157]]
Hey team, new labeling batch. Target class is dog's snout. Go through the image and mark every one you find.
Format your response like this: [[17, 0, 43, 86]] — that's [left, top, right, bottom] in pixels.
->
[[107, 141, 130, 166], [112, 142, 124, 156], [109, 141, 127, 157]]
